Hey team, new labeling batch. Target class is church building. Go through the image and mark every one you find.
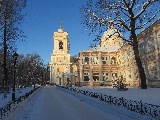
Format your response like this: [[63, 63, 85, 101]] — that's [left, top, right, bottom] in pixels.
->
[[50, 19, 160, 87], [77, 21, 139, 87], [49, 22, 77, 85], [77, 19, 160, 87]]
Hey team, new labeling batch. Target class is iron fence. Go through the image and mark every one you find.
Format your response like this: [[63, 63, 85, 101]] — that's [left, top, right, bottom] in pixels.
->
[[0, 86, 40, 119], [57, 85, 160, 120]]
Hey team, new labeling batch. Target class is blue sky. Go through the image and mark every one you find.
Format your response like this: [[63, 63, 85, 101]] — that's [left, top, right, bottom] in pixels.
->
[[17, 0, 94, 64], [17, 0, 160, 64]]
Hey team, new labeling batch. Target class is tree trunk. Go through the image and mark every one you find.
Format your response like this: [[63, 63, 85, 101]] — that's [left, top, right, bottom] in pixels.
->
[[132, 34, 147, 89], [3, 18, 8, 91], [130, 19, 147, 89]]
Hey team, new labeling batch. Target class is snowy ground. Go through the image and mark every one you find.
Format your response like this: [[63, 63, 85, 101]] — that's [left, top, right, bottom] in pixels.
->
[[10, 86, 158, 120], [72, 86, 160, 106], [0, 85, 40, 108]]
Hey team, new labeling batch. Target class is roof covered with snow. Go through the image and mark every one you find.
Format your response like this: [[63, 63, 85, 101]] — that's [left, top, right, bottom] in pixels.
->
[[80, 45, 120, 52]]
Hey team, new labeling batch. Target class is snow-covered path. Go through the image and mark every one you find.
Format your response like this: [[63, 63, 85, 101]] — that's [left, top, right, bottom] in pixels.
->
[[12, 86, 154, 120]]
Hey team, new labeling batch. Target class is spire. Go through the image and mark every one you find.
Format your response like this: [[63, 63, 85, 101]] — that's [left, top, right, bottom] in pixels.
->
[[60, 19, 63, 29], [58, 19, 64, 32]]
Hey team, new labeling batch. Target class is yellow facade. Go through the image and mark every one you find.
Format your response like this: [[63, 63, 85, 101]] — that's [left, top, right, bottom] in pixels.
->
[[49, 22, 77, 85], [50, 19, 160, 87], [76, 19, 160, 87]]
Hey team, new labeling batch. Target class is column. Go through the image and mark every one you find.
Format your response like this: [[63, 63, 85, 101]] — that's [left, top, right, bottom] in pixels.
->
[[108, 52, 111, 81], [89, 53, 93, 81], [50, 65, 52, 84], [98, 52, 102, 81]]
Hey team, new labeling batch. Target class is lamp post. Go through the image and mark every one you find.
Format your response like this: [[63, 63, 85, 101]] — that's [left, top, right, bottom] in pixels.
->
[[12, 52, 18, 101]]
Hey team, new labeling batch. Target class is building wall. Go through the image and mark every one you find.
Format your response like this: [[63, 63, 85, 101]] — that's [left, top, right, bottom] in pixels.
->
[[137, 19, 160, 87], [76, 19, 160, 87], [77, 48, 138, 87]]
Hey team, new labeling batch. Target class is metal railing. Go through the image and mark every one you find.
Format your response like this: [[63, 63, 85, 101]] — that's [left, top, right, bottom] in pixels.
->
[[0, 86, 40, 119], [57, 85, 160, 120]]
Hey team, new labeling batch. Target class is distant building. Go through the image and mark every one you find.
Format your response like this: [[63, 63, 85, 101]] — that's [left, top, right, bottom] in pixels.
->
[[49, 21, 77, 85]]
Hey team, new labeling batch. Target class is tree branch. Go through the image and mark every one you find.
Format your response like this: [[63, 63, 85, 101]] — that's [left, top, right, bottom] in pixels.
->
[[134, 0, 152, 19], [130, 0, 136, 9], [136, 9, 160, 29]]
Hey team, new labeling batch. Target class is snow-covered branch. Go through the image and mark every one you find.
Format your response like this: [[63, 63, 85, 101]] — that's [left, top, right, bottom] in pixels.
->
[[122, 0, 130, 9], [136, 9, 160, 29], [117, 18, 131, 31], [130, 0, 136, 9], [121, 8, 130, 18], [134, 0, 152, 19]]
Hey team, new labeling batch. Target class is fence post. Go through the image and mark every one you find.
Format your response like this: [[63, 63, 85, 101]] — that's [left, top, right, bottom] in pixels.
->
[[100, 94, 104, 101], [140, 100, 144, 115], [109, 96, 112, 105], [0, 108, 2, 119], [121, 97, 124, 106]]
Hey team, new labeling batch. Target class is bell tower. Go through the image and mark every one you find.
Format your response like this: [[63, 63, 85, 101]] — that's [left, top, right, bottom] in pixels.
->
[[53, 20, 70, 54], [49, 20, 71, 85]]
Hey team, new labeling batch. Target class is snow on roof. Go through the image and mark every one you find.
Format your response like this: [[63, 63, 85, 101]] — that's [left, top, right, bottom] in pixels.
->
[[80, 45, 120, 53]]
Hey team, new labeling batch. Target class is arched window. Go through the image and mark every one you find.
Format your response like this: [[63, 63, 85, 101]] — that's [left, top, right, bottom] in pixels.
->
[[110, 56, 116, 64], [59, 41, 63, 50]]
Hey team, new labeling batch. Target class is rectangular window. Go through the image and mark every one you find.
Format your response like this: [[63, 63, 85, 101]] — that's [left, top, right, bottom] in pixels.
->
[[102, 56, 107, 64], [92, 57, 98, 64], [84, 73, 89, 81], [92, 73, 99, 81], [84, 57, 89, 64], [102, 72, 108, 81]]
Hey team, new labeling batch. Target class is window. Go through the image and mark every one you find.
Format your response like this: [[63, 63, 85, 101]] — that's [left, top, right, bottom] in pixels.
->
[[102, 72, 108, 81], [84, 57, 89, 64], [112, 72, 117, 80], [102, 56, 107, 64], [92, 73, 99, 81], [84, 73, 89, 81], [139, 42, 146, 55], [146, 38, 155, 54], [134, 68, 138, 80], [92, 57, 98, 64], [110, 56, 116, 64]]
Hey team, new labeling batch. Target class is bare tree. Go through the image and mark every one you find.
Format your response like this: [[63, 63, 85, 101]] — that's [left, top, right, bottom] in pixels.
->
[[16, 53, 48, 87], [81, 0, 160, 89], [0, 0, 26, 90]]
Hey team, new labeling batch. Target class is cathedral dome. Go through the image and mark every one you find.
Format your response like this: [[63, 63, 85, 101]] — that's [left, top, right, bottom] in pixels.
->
[[100, 21, 124, 46], [101, 20, 123, 41], [102, 28, 123, 39]]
